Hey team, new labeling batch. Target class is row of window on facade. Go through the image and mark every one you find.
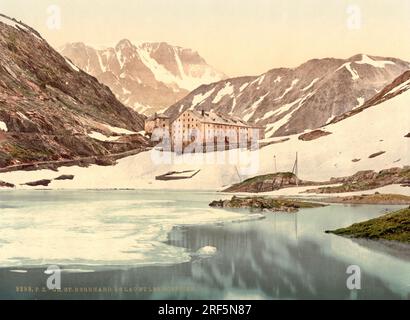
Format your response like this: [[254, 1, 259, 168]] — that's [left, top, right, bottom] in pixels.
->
[[145, 110, 265, 143]]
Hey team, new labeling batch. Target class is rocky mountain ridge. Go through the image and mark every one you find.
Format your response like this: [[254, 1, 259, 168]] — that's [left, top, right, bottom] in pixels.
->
[[60, 41, 226, 115], [165, 54, 410, 137], [0, 13, 148, 169]]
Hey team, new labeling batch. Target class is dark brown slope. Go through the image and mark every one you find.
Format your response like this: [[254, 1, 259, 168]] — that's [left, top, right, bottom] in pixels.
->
[[0, 14, 148, 169]]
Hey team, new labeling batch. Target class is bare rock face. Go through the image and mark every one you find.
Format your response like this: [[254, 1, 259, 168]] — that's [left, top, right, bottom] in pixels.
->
[[298, 130, 331, 141], [0, 14, 149, 169], [0, 180, 14, 188], [54, 175, 74, 181], [165, 54, 410, 138], [369, 151, 386, 159], [331, 70, 410, 125], [310, 167, 410, 193], [23, 179, 52, 187], [60, 41, 226, 115]]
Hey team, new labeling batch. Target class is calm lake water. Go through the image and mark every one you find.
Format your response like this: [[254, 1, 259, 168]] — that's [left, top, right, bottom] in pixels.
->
[[0, 190, 409, 300]]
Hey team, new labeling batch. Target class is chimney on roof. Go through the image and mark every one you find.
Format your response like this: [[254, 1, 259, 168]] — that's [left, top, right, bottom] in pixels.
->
[[201, 109, 205, 117]]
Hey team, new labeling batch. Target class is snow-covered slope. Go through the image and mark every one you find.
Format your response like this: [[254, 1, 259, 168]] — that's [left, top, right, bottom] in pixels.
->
[[165, 54, 410, 137], [1, 71, 409, 191], [60, 41, 226, 115]]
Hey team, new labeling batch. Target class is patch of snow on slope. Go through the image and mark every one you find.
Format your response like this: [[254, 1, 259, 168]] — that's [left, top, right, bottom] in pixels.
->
[[122, 88, 131, 95], [257, 75, 265, 86], [173, 47, 186, 79], [0, 121, 8, 132], [96, 51, 107, 73], [240, 83, 249, 92], [103, 124, 136, 135], [266, 92, 315, 137], [243, 93, 269, 122], [383, 79, 410, 97], [182, 65, 226, 91], [0, 15, 29, 32], [88, 131, 120, 142], [130, 103, 152, 115], [0, 15, 24, 29], [257, 110, 276, 122], [137, 46, 181, 87], [355, 54, 395, 68], [191, 88, 215, 107], [65, 58, 80, 72], [212, 83, 234, 104], [17, 112, 29, 121], [115, 48, 126, 69], [302, 78, 319, 91], [229, 98, 237, 115], [275, 79, 299, 100], [264, 98, 303, 121], [355, 97, 365, 109], [325, 115, 335, 125], [337, 63, 359, 81]]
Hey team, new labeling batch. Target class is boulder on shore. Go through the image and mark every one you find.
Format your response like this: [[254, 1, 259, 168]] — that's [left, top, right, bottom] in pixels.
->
[[22, 179, 52, 187], [54, 174, 74, 181], [0, 180, 14, 188], [298, 129, 332, 141]]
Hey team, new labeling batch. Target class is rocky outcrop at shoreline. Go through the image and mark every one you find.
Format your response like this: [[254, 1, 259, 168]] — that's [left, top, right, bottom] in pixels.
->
[[223, 167, 410, 195], [321, 193, 410, 205], [223, 172, 322, 193], [305, 167, 410, 194], [210, 196, 325, 213], [326, 207, 410, 243]]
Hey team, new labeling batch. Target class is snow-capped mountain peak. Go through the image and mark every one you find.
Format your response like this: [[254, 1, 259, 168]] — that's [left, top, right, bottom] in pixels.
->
[[60, 40, 226, 115], [353, 54, 396, 68]]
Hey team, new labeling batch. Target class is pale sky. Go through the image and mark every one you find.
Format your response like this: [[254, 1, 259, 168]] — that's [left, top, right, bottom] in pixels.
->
[[2, 0, 410, 77]]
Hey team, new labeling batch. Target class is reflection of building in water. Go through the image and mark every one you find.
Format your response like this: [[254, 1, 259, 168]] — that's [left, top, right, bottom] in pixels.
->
[[145, 110, 265, 149]]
